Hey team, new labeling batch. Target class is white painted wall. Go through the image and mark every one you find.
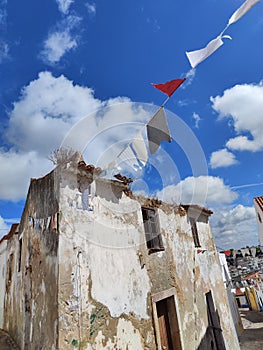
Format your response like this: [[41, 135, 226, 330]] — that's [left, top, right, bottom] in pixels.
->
[[57, 165, 240, 350], [254, 200, 263, 246]]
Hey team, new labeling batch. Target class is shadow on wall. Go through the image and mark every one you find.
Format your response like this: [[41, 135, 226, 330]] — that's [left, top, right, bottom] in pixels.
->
[[197, 326, 221, 350], [197, 292, 226, 350]]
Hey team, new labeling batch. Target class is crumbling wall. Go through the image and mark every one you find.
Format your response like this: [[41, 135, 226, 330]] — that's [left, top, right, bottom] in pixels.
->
[[57, 168, 155, 349], [3, 157, 239, 350], [57, 165, 240, 350], [3, 169, 60, 350]]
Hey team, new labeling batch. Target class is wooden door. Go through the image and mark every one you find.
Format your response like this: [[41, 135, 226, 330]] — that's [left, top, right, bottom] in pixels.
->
[[157, 299, 173, 350]]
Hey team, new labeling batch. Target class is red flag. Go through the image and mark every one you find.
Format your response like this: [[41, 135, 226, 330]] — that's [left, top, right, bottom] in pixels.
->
[[151, 78, 186, 97]]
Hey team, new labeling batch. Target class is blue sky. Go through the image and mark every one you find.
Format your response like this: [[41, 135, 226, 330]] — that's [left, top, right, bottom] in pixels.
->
[[0, 0, 263, 249]]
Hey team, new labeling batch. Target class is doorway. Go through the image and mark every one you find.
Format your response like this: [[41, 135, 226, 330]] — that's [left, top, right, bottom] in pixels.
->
[[152, 288, 182, 350]]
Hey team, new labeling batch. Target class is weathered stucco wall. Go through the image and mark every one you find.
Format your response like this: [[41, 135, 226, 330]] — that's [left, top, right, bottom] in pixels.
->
[[57, 164, 240, 350], [254, 200, 263, 246], [4, 170, 60, 350], [2, 157, 240, 350]]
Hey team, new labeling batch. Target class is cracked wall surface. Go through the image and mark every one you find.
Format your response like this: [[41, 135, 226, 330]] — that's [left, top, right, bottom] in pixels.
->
[[3, 156, 240, 350]]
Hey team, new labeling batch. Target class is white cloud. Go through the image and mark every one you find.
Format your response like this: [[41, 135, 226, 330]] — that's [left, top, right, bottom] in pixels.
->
[[86, 2, 96, 17], [56, 0, 74, 14], [211, 82, 263, 152], [0, 215, 9, 238], [3, 71, 156, 201], [7, 71, 102, 156], [184, 68, 196, 87], [40, 15, 81, 64], [210, 205, 258, 249], [155, 175, 238, 207], [192, 112, 201, 128], [210, 148, 238, 169], [42, 31, 77, 63], [0, 150, 51, 201]]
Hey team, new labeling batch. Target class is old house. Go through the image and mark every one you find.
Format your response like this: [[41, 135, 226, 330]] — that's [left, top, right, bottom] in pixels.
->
[[1, 153, 240, 349]]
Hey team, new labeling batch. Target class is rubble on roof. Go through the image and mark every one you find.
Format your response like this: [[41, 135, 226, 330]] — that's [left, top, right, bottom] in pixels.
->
[[114, 173, 133, 184]]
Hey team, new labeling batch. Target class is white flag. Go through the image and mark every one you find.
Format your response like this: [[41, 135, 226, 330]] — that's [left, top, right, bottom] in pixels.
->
[[132, 131, 148, 165], [118, 145, 141, 170], [228, 0, 259, 25], [186, 0, 259, 69], [147, 107, 171, 154], [186, 35, 224, 69]]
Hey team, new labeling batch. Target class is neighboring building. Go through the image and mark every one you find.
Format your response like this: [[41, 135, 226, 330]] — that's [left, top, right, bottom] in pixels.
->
[[222, 247, 263, 313], [0, 223, 19, 328], [254, 195, 263, 246], [218, 253, 243, 336], [2, 153, 240, 350]]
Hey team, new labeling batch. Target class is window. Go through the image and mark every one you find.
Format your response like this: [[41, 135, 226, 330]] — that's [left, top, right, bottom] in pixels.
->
[[189, 217, 201, 247], [18, 238, 22, 272], [142, 207, 164, 253], [258, 213, 262, 223]]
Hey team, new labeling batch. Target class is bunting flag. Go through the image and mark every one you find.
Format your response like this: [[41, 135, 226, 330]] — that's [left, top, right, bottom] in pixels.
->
[[186, 35, 231, 69], [186, 0, 259, 68], [151, 78, 186, 97], [147, 107, 171, 154], [197, 249, 207, 254], [131, 131, 148, 165], [228, 0, 260, 26], [118, 144, 142, 171]]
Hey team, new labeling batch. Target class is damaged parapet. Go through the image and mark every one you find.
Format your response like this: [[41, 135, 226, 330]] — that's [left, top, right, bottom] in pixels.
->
[[1, 153, 240, 350]]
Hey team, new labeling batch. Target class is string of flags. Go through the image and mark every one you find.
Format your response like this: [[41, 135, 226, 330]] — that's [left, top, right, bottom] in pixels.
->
[[107, 80, 186, 172], [106, 0, 259, 175], [186, 0, 260, 68]]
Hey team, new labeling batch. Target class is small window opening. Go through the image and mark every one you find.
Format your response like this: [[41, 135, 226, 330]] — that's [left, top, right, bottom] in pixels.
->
[[18, 238, 22, 272], [258, 212, 262, 223], [189, 217, 201, 247], [7, 253, 13, 291], [142, 207, 164, 253]]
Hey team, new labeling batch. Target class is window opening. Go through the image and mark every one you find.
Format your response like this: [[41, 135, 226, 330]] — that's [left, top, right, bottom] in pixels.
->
[[142, 207, 164, 253], [189, 217, 201, 247], [18, 238, 22, 272]]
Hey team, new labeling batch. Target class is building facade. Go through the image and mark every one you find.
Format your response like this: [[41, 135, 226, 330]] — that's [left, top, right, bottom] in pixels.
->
[[254, 196, 263, 246], [1, 153, 240, 350]]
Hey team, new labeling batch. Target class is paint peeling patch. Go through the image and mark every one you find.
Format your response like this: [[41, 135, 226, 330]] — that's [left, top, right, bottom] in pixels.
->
[[116, 318, 143, 350], [88, 244, 150, 319]]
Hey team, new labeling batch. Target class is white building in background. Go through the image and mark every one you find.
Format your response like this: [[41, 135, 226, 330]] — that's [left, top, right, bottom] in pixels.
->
[[0, 223, 19, 328], [254, 196, 263, 246]]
